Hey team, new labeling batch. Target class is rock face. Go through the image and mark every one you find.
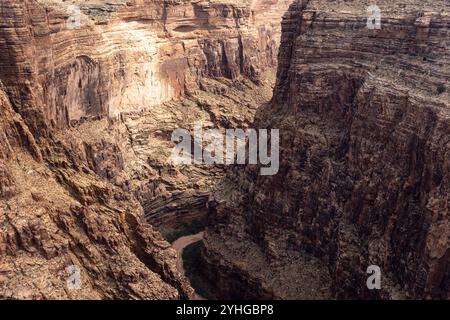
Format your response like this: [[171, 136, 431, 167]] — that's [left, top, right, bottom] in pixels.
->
[[0, 80, 193, 299], [2, 0, 447, 300], [0, 0, 290, 127], [203, 0, 449, 299], [0, 0, 292, 299], [0, 0, 292, 229]]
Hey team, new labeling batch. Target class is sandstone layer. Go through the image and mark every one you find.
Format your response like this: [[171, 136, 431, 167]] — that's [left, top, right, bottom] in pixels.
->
[[0, 0, 292, 299], [0, 0, 291, 228], [203, 0, 449, 299], [0, 81, 194, 299]]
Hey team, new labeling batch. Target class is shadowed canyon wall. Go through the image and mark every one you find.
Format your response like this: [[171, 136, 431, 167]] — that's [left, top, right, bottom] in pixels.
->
[[202, 0, 449, 299]]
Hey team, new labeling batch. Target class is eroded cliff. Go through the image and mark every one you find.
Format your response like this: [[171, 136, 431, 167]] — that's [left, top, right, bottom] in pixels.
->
[[1, 0, 293, 227], [1, 0, 447, 300], [0, 80, 195, 299], [0, 0, 292, 299], [202, 0, 449, 299]]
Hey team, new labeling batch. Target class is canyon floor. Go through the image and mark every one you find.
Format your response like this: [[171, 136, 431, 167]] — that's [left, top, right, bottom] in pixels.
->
[[172, 232, 205, 300]]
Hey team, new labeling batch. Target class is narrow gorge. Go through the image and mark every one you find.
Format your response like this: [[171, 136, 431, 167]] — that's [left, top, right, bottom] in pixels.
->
[[0, 0, 448, 300]]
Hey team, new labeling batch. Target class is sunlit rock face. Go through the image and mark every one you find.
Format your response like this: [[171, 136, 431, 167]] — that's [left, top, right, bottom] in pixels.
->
[[202, 0, 449, 300], [0, 0, 292, 128], [0, 79, 196, 299], [0, 0, 293, 299]]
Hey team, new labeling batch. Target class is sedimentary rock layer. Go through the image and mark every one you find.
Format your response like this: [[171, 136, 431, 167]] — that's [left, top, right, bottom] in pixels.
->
[[203, 0, 449, 299], [0, 0, 292, 299], [0, 80, 194, 299], [0, 0, 291, 227], [0, 0, 290, 129]]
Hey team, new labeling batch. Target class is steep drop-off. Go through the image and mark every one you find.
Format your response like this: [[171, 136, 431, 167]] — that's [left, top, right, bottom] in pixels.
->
[[0, 80, 194, 299], [0, 0, 293, 228], [0, 0, 292, 299], [202, 0, 449, 299]]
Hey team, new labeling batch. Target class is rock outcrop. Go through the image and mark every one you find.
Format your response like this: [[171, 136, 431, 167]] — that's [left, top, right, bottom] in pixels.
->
[[203, 0, 449, 299], [0, 80, 194, 299], [3, 0, 446, 300], [0, 0, 290, 127], [0, 0, 292, 299]]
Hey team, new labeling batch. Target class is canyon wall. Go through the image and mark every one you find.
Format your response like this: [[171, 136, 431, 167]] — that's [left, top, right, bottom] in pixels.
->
[[0, 0, 292, 229], [0, 0, 291, 129], [0, 80, 194, 299], [203, 0, 449, 299], [0, 0, 292, 299]]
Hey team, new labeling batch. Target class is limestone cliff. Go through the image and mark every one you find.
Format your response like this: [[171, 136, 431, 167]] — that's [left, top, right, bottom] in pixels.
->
[[203, 0, 449, 299], [0, 0, 290, 127], [2, 0, 447, 300]]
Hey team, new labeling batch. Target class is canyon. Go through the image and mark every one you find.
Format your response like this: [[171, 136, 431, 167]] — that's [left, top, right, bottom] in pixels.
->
[[0, 0, 448, 300], [0, 0, 291, 299]]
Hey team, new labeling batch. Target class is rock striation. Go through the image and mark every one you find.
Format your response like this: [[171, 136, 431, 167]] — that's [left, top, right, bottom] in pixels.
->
[[0, 0, 290, 128], [2, 0, 447, 300], [202, 0, 449, 299], [0, 0, 292, 299], [0, 80, 194, 299]]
